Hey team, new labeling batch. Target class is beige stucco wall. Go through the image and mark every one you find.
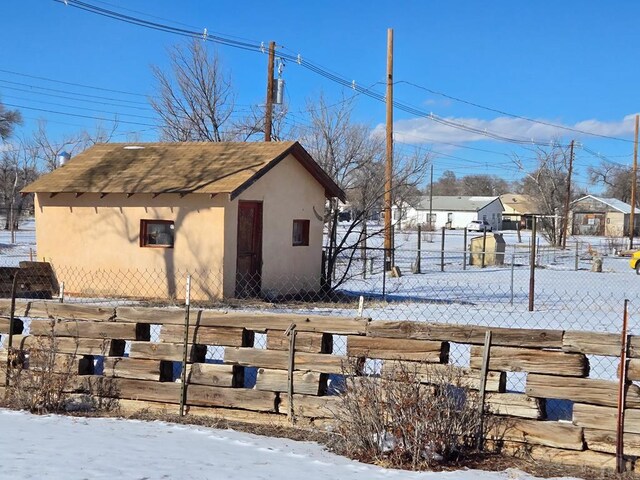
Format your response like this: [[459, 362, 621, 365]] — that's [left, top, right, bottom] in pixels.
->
[[33, 152, 327, 301], [225, 153, 326, 297], [35, 193, 226, 300], [605, 211, 625, 236]]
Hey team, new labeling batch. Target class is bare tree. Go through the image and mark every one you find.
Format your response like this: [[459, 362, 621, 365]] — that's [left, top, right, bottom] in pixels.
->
[[460, 174, 510, 196], [0, 99, 21, 141], [431, 170, 460, 195], [513, 144, 573, 245], [31, 120, 118, 172], [588, 162, 635, 204], [0, 139, 38, 229], [232, 103, 291, 142], [150, 40, 235, 142], [303, 94, 429, 290]]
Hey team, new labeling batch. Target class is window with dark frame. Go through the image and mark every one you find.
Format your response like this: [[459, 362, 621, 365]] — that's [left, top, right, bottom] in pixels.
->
[[140, 220, 175, 248], [292, 219, 310, 246]]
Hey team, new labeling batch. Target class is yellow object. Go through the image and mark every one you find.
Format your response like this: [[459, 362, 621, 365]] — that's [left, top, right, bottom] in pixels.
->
[[630, 251, 640, 273]]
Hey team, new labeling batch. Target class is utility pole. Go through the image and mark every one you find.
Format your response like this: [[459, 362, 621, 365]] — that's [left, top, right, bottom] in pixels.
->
[[264, 41, 275, 142], [561, 140, 574, 249], [428, 163, 434, 230], [630, 114, 639, 249], [384, 28, 394, 271]]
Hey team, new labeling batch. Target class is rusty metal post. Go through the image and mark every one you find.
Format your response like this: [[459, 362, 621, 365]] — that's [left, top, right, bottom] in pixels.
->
[[616, 299, 630, 473], [440, 227, 445, 272], [528, 217, 537, 312]]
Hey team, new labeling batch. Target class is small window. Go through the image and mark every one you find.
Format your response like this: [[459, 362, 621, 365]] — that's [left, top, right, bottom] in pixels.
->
[[292, 219, 310, 246], [140, 220, 174, 248]]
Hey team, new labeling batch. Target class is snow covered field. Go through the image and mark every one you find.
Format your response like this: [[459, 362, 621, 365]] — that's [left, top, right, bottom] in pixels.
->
[[0, 409, 579, 480]]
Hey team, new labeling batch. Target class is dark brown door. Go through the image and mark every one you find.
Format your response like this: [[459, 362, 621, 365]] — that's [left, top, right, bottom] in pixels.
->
[[235, 201, 263, 297]]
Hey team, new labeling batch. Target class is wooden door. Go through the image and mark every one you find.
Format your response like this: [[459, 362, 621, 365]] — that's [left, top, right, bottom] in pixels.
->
[[235, 201, 263, 297]]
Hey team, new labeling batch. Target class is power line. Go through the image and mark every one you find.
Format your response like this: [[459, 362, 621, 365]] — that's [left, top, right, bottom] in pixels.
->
[[0, 68, 149, 99], [55, 0, 575, 149], [397, 80, 636, 144], [0, 77, 150, 106], [2, 102, 159, 128]]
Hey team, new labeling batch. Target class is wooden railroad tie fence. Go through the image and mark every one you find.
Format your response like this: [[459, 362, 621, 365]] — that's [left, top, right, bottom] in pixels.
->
[[0, 300, 637, 472]]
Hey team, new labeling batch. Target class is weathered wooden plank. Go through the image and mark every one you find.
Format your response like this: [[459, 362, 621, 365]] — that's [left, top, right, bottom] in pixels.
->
[[628, 358, 640, 381], [103, 357, 172, 381], [491, 419, 584, 450], [584, 428, 640, 456], [109, 378, 181, 403], [0, 299, 29, 317], [526, 374, 640, 408], [187, 384, 277, 412], [224, 348, 288, 369], [367, 321, 563, 348], [128, 341, 206, 362], [22, 336, 125, 356], [195, 310, 368, 334], [28, 353, 94, 375], [384, 362, 506, 392], [485, 393, 545, 419], [347, 336, 449, 363], [524, 445, 631, 471], [563, 331, 623, 357], [295, 353, 348, 374], [224, 347, 348, 374], [0, 317, 24, 335], [255, 368, 327, 395], [572, 403, 640, 434], [470, 346, 588, 377], [115, 306, 186, 325], [160, 325, 252, 347], [278, 394, 341, 418], [27, 302, 115, 321], [266, 330, 332, 354], [185, 406, 289, 426], [562, 331, 640, 359], [117, 307, 368, 334], [187, 363, 241, 388], [29, 319, 147, 340], [116, 398, 180, 416]]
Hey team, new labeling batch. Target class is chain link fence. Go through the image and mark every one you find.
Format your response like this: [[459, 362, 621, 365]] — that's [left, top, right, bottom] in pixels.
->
[[1, 222, 637, 420]]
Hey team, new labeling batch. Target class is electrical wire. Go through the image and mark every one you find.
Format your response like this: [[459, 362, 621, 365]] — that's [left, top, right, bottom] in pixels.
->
[[54, 0, 578, 148]]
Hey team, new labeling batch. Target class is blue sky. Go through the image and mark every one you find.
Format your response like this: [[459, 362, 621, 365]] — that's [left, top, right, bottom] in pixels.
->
[[2, 1, 639, 191]]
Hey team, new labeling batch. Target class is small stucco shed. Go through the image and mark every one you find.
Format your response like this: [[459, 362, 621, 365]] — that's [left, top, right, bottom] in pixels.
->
[[22, 141, 345, 301], [570, 195, 639, 236]]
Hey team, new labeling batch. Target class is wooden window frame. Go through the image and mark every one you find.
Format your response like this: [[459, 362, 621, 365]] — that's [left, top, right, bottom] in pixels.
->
[[292, 219, 310, 247], [140, 219, 175, 248]]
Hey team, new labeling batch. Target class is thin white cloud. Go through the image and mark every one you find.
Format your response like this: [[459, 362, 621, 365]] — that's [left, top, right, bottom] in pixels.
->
[[378, 113, 638, 146]]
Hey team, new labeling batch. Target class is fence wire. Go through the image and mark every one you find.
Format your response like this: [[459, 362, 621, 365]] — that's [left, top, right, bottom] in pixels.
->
[[1, 225, 637, 421]]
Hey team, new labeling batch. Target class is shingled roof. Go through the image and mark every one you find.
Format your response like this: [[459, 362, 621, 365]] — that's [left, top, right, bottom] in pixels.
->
[[22, 141, 346, 201]]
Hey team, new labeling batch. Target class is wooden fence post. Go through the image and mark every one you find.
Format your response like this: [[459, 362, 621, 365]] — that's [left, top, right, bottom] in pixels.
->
[[476, 330, 492, 450], [285, 322, 297, 423], [179, 275, 191, 417]]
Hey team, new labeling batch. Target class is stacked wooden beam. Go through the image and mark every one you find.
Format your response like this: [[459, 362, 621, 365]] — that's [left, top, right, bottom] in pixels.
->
[[1, 301, 638, 471]]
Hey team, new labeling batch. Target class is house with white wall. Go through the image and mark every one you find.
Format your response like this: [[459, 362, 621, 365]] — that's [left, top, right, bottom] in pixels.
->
[[392, 196, 503, 231]]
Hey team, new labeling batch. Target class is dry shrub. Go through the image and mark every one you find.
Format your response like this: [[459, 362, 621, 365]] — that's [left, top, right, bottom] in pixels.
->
[[5, 320, 78, 413], [335, 360, 492, 470]]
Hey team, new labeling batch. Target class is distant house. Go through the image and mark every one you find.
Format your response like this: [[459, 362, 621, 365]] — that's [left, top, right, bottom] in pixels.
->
[[22, 141, 345, 300], [392, 196, 503, 231], [570, 195, 639, 236], [500, 194, 539, 230]]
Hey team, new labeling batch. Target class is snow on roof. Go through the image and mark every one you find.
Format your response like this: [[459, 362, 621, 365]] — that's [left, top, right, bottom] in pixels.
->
[[416, 195, 501, 212], [572, 195, 632, 214]]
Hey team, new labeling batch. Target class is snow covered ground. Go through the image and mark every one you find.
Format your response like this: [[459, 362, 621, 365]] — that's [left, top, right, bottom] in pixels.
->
[[0, 409, 580, 480]]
